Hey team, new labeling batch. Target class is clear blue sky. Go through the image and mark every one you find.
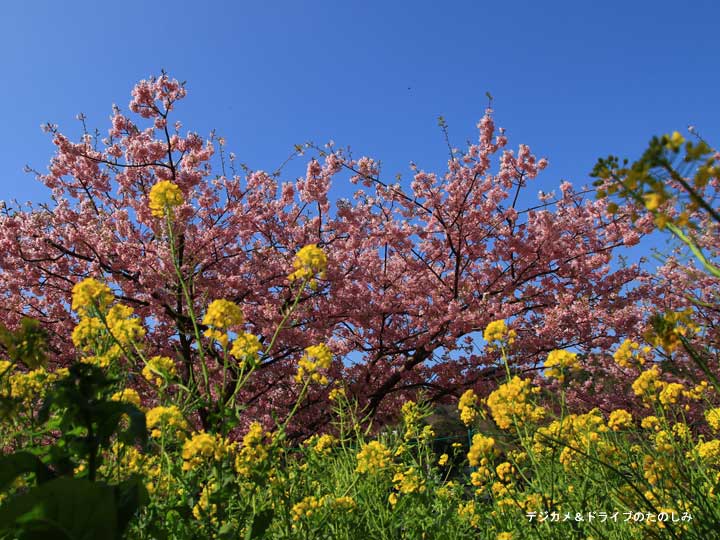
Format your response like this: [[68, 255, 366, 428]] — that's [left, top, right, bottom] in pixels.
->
[[1, 0, 718, 261]]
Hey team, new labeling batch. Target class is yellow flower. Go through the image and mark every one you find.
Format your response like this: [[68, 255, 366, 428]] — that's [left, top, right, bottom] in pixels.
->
[[149, 180, 183, 217], [203, 299, 244, 347], [467, 433, 495, 467], [146, 405, 188, 439], [654, 213, 670, 229], [332, 496, 356, 512], [111, 388, 142, 409], [706, 408, 720, 432], [458, 501, 480, 528], [641, 415, 661, 431], [401, 400, 422, 428], [328, 386, 346, 402], [608, 409, 633, 431], [643, 193, 664, 211], [483, 320, 516, 344], [72, 278, 114, 314], [612, 339, 646, 369], [497, 533, 513, 540], [291, 496, 325, 521], [106, 304, 146, 346], [304, 433, 337, 456], [192, 483, 218, 522], [393, 467, 425, 494], [229, 332, 262, 364], [235, 422, 271, 477], [458, 389, 479, 426], [142, 356, 177, 387], [659, 382, 684, 406], [693, 440, 720, 465], [8, 368, 57, 404], [288, 244, 327, 288], [438, 453, 449, 466], [72, 317, 106, 350], [486, 376, 544, 430], [645, 309, 698, 353], [495, 462, 515, 482], [665, 131, 685, 151], [683, 381, 709, 401], [544, 349, 579, 381], [355, 441, 392, 474], [295, 343, 333, 384], [182, 432, 226, 471], [632, 365, 663, 403]]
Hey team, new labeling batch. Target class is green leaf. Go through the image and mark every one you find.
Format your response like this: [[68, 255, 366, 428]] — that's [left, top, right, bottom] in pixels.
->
[[0, 478, 117, 540], [0, 452, 53, 491], [245, 508, 274, 540], [113, 478, 149, 538]]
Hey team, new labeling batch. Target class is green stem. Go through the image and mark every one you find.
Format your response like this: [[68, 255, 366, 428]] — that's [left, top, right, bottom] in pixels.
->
[[165, 210, 211, 398]]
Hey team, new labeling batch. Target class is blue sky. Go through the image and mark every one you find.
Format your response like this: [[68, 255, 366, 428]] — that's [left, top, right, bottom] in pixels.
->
[[1, 0, 718, 263]]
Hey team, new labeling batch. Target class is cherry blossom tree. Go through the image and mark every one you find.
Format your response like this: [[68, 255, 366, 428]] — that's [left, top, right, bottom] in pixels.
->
[[0, 73, 650, 432]]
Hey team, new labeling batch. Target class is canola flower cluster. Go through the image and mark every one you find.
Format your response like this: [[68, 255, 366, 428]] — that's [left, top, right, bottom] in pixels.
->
[[235, 422, 271, 477], [486, 376, 544, 430], [71, 278, 145, 368], [467, 433, 496, 467], [294, 343, 333, 385], [543, 349, 580, 382], [483, 319, 517, 345], [645, 309, 700, 353], [229, 332, 262, 365], [288, 244, 327, 289], [181, 432, 230, 471], [0, 361, 67, 406], [71, 277, 114, 314], [630, 365, 708, 408], [304, 433, 337, 456], [392, 466, 425, 495], [146, 405, 188, 439], [613, 339, 649, 369], [290, 495, 356, 524], [355, 441, 392, 474], [149, 180, 184, 218], [458, 389, 479, 426], [203, 299, 245, 348], [111, 388, 143, 409], [142, 356, 177, 387]]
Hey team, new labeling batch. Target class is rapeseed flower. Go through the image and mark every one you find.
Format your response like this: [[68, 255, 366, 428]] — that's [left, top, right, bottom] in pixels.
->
[[544, 349, 579, 381], [142, 356, 177, 387], [608, 409, 633, 431], [146, 405, 188, 439], [149, 180, 183, 217], [288, 244, 327, 289], [110, 388, 142, 409], [393, 467, 425, 494], [706, 408, 720, 432], [182, 432, 227, 471], [229, 332, 262, 365], [467, 433, 495, 467], [295, 343, 332, 384], [458, 389, 478, 426], [486, 376, 544, 430], [203, 299, 244, 347], [355, 441, 392, 474], [483, 319, 516, 344], [72, 278, 114, 314]]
